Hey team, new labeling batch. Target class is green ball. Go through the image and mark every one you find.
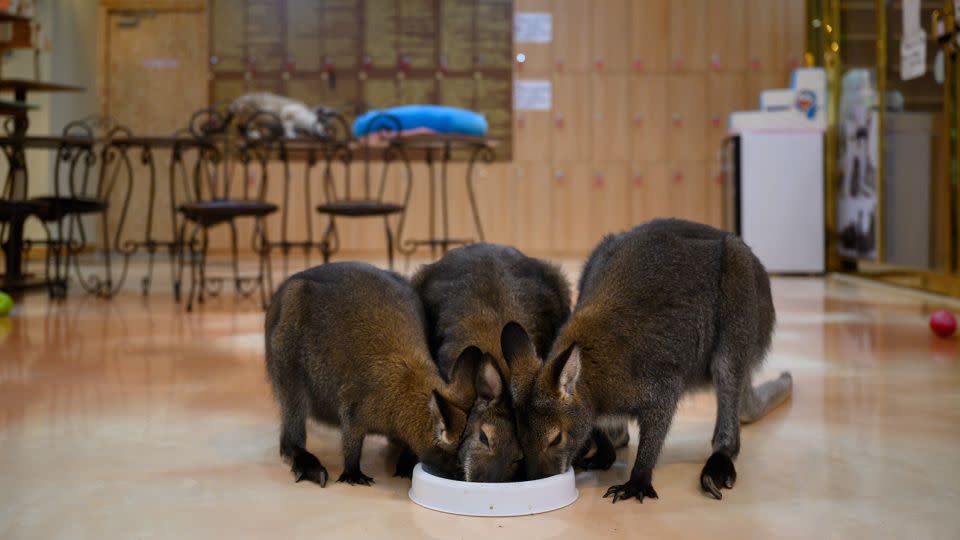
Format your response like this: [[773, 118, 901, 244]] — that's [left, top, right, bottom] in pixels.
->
[[0, 291, 12, 317]]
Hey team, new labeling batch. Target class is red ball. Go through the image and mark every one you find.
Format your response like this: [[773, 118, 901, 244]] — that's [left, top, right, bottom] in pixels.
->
[[929, 309, 957, 338]]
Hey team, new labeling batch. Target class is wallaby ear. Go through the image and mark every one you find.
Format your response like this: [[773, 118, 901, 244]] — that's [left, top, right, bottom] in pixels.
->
[[476, 354, 505, 403], [549, 346, 581, 399], [429, 389, 464, 446], [501, 322, 541, 404], [448, 346, 483, 408]]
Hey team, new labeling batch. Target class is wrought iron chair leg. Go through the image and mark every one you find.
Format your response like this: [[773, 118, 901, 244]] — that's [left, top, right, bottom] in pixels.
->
[[229, 219, 241, 294], [100, 211, 114, 298], [174, 220, 187, 303], [384, 217, 394, 270], [185, 223, 201, 312], [142, 245, 155, 296], [320, 219, 334, 264], [197, 226, 209, 305], [258, 218, 273, 310]]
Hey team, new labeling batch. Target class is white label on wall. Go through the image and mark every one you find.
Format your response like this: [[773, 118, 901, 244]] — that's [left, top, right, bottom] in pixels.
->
[[143, 58, 179, 69], [514, 80, 552, 110], [515, 12, 552, 43], [901, 31, 927, 81]]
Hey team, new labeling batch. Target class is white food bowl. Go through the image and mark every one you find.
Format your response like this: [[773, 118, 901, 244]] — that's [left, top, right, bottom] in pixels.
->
[[408, 463, 578, 517]]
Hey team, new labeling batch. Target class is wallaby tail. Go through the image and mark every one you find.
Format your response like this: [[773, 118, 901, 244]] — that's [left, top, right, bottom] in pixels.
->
[[739, 371, 793, 424]]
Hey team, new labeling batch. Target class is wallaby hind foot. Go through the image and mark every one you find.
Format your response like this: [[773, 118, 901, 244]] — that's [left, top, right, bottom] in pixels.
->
[[700, 452, 736, 500], [740, 371, 793, 424], [337, 468, 375, 486]]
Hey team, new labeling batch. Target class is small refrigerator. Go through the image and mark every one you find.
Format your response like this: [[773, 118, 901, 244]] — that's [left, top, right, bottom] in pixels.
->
[[720, 132, 825, 274]]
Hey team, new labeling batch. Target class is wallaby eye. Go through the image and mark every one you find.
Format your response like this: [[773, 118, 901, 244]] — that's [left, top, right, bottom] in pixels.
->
[[479, 430, 490, 448], [548, 432, 563, 447]]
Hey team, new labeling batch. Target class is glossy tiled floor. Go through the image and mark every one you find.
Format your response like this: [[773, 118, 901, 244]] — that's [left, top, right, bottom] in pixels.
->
[[1, 262, 958, 539]]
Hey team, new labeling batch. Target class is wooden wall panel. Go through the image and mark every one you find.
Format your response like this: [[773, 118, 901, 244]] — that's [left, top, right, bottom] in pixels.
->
[[629, 161, 670, 224], [705, 160, 725, 229], [591, 75, 630, 161], [514, 0, 553, 74], [513, 161, 552, 252], [553, 74, 592, 162], [588, 162, 630, 241], [706, 0, 747, 71], [591, 0, 630, 73], [630, 0, 671, 73], [629, 75, 669, 162], [783, 0, 807, 71], [514, 110, 553, 161], [552, 0, 591, 73], [706, 73, 747, 161], [473, 163, 515, 245], [666, 161, 707, 222], [746, 0, 786, 72], [667, 74, 707, 161], [669, 0, 707, 72], [550, 163, 592, 252]]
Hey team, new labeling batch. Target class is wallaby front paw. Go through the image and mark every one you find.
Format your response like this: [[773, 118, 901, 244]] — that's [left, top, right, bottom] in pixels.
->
[[291, 453, 328, 487], [337, 469, 375, 486], [575, 444, 616, 471], [700, 452, 736, 499], [602, 478, 658, 503]]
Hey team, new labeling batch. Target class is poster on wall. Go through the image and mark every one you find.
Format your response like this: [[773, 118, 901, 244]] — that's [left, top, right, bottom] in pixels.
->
[[836, 69, 879, 260]]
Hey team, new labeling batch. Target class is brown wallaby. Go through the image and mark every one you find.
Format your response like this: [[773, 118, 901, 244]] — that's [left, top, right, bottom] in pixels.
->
[[502, 219, 792, 502], [264, 262, 480, 486], [412, 243, 572, 481]]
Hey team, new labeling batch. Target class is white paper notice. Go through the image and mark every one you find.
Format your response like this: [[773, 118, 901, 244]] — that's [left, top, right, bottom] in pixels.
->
[[903, 0, 920, 34], [514, 80, 552, 111], [515, 12, 552, 44], [901, 31, 927, 81]]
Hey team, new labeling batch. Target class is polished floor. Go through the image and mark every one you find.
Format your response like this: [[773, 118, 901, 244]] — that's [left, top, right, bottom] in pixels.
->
[[1, 260, 958, 539]]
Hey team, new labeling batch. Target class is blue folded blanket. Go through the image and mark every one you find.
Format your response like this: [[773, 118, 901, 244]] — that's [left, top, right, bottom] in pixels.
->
[[353, 105, 488, 137]]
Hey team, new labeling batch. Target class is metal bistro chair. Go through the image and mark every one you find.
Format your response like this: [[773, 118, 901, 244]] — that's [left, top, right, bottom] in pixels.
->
[[315, 112, 410, 269], [174, 105, 279, 311]]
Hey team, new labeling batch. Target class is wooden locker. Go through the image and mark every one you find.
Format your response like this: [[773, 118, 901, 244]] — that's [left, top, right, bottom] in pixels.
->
[[629, 162, 670, 224], [669, 0, 708, 72], [705, 0, 747, 72], [553, 74, 592, 162], [666, 161, 708, 223], [553, 0, 592, 73], [667, 74, 708, 162], [590, 0, 631, 73], [513, 162, 553, 253], [514, 0, 554, 74], [744, 70, 790, 109], [514, 109, 553, 161], [746, 0, 785, 72], [587, 162, 630, 244], [630, 0, 671, 73], [706, 73, 747, 162], [705, 160, 726, 230], [629, 75, 669, 162], [591, 75, 630, 161], [783, 0, 807, 71], [550, 163, 592, 253], [474, 163, 515, 245]]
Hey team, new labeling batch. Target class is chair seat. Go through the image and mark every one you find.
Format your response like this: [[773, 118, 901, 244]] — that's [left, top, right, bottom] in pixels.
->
[[0, 200, 46, 222], [316, 200, 404, 217], [29, 196, 108, 221], [178, 200, 278, 223]]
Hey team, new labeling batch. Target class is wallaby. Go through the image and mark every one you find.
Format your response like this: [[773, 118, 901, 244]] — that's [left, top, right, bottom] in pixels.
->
[[502, 219, 792, 502], [265, 262, 480, 486], [412, 243, 572, 481]]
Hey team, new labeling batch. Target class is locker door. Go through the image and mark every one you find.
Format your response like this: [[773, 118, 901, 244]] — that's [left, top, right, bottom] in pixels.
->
[[514, 162, 553, 252], [630, 0, 670, 73], [514, 0, 554, 74], [667, 74, 708, 161], [705, 160, 725, 229], [588, 163, 630, 244], [514, 108, 554, 161], [666, 161, 708, 223], [705, 0, 747, 72], [669, 0, 707, 72], [745, 70, 790, 109], [591, 75, 630, 161], [554, 74, 592, 162], [590, 0, 630, 73], [629, 162, 669, 226], [783, 0, 807, 71], [629, 75, 669, 162], [706, 73, 747, 162], [553, 0, 591, 73], [746, 0, 785, 72], [474, 163, 514, 245], [550, 163, 592, 253]]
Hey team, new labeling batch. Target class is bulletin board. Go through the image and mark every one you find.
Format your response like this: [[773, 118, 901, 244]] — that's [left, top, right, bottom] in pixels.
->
[[208, 0, 514, 158]]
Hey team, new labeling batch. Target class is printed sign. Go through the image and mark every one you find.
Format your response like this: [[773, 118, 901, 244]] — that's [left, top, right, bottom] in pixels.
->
[[515, 12, 552, 44], [514, 80, 552, 110], [901, 31, 927, 81]]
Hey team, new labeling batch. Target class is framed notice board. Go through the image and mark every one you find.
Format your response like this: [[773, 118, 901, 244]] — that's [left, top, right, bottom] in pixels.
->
[[209, 0, 514, 158]]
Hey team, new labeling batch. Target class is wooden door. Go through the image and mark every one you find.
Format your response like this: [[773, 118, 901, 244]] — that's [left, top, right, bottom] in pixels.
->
[[514, 0, 554, 75], [666, 74, 707, 161], [590, 0, 630, 73], [101, 6, 208, 247], [553, 74, 592, 162], [706, 73, 747, 161], [705, 0, 747, 72], [630, 0, 670, 73], [513, 161, 552, 252], [553, 0, 591, 73], [669, 0, 707, 72], [629, 161, 669, 224], [629, 75, 669, 162], [591, 74, 630, 161]]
